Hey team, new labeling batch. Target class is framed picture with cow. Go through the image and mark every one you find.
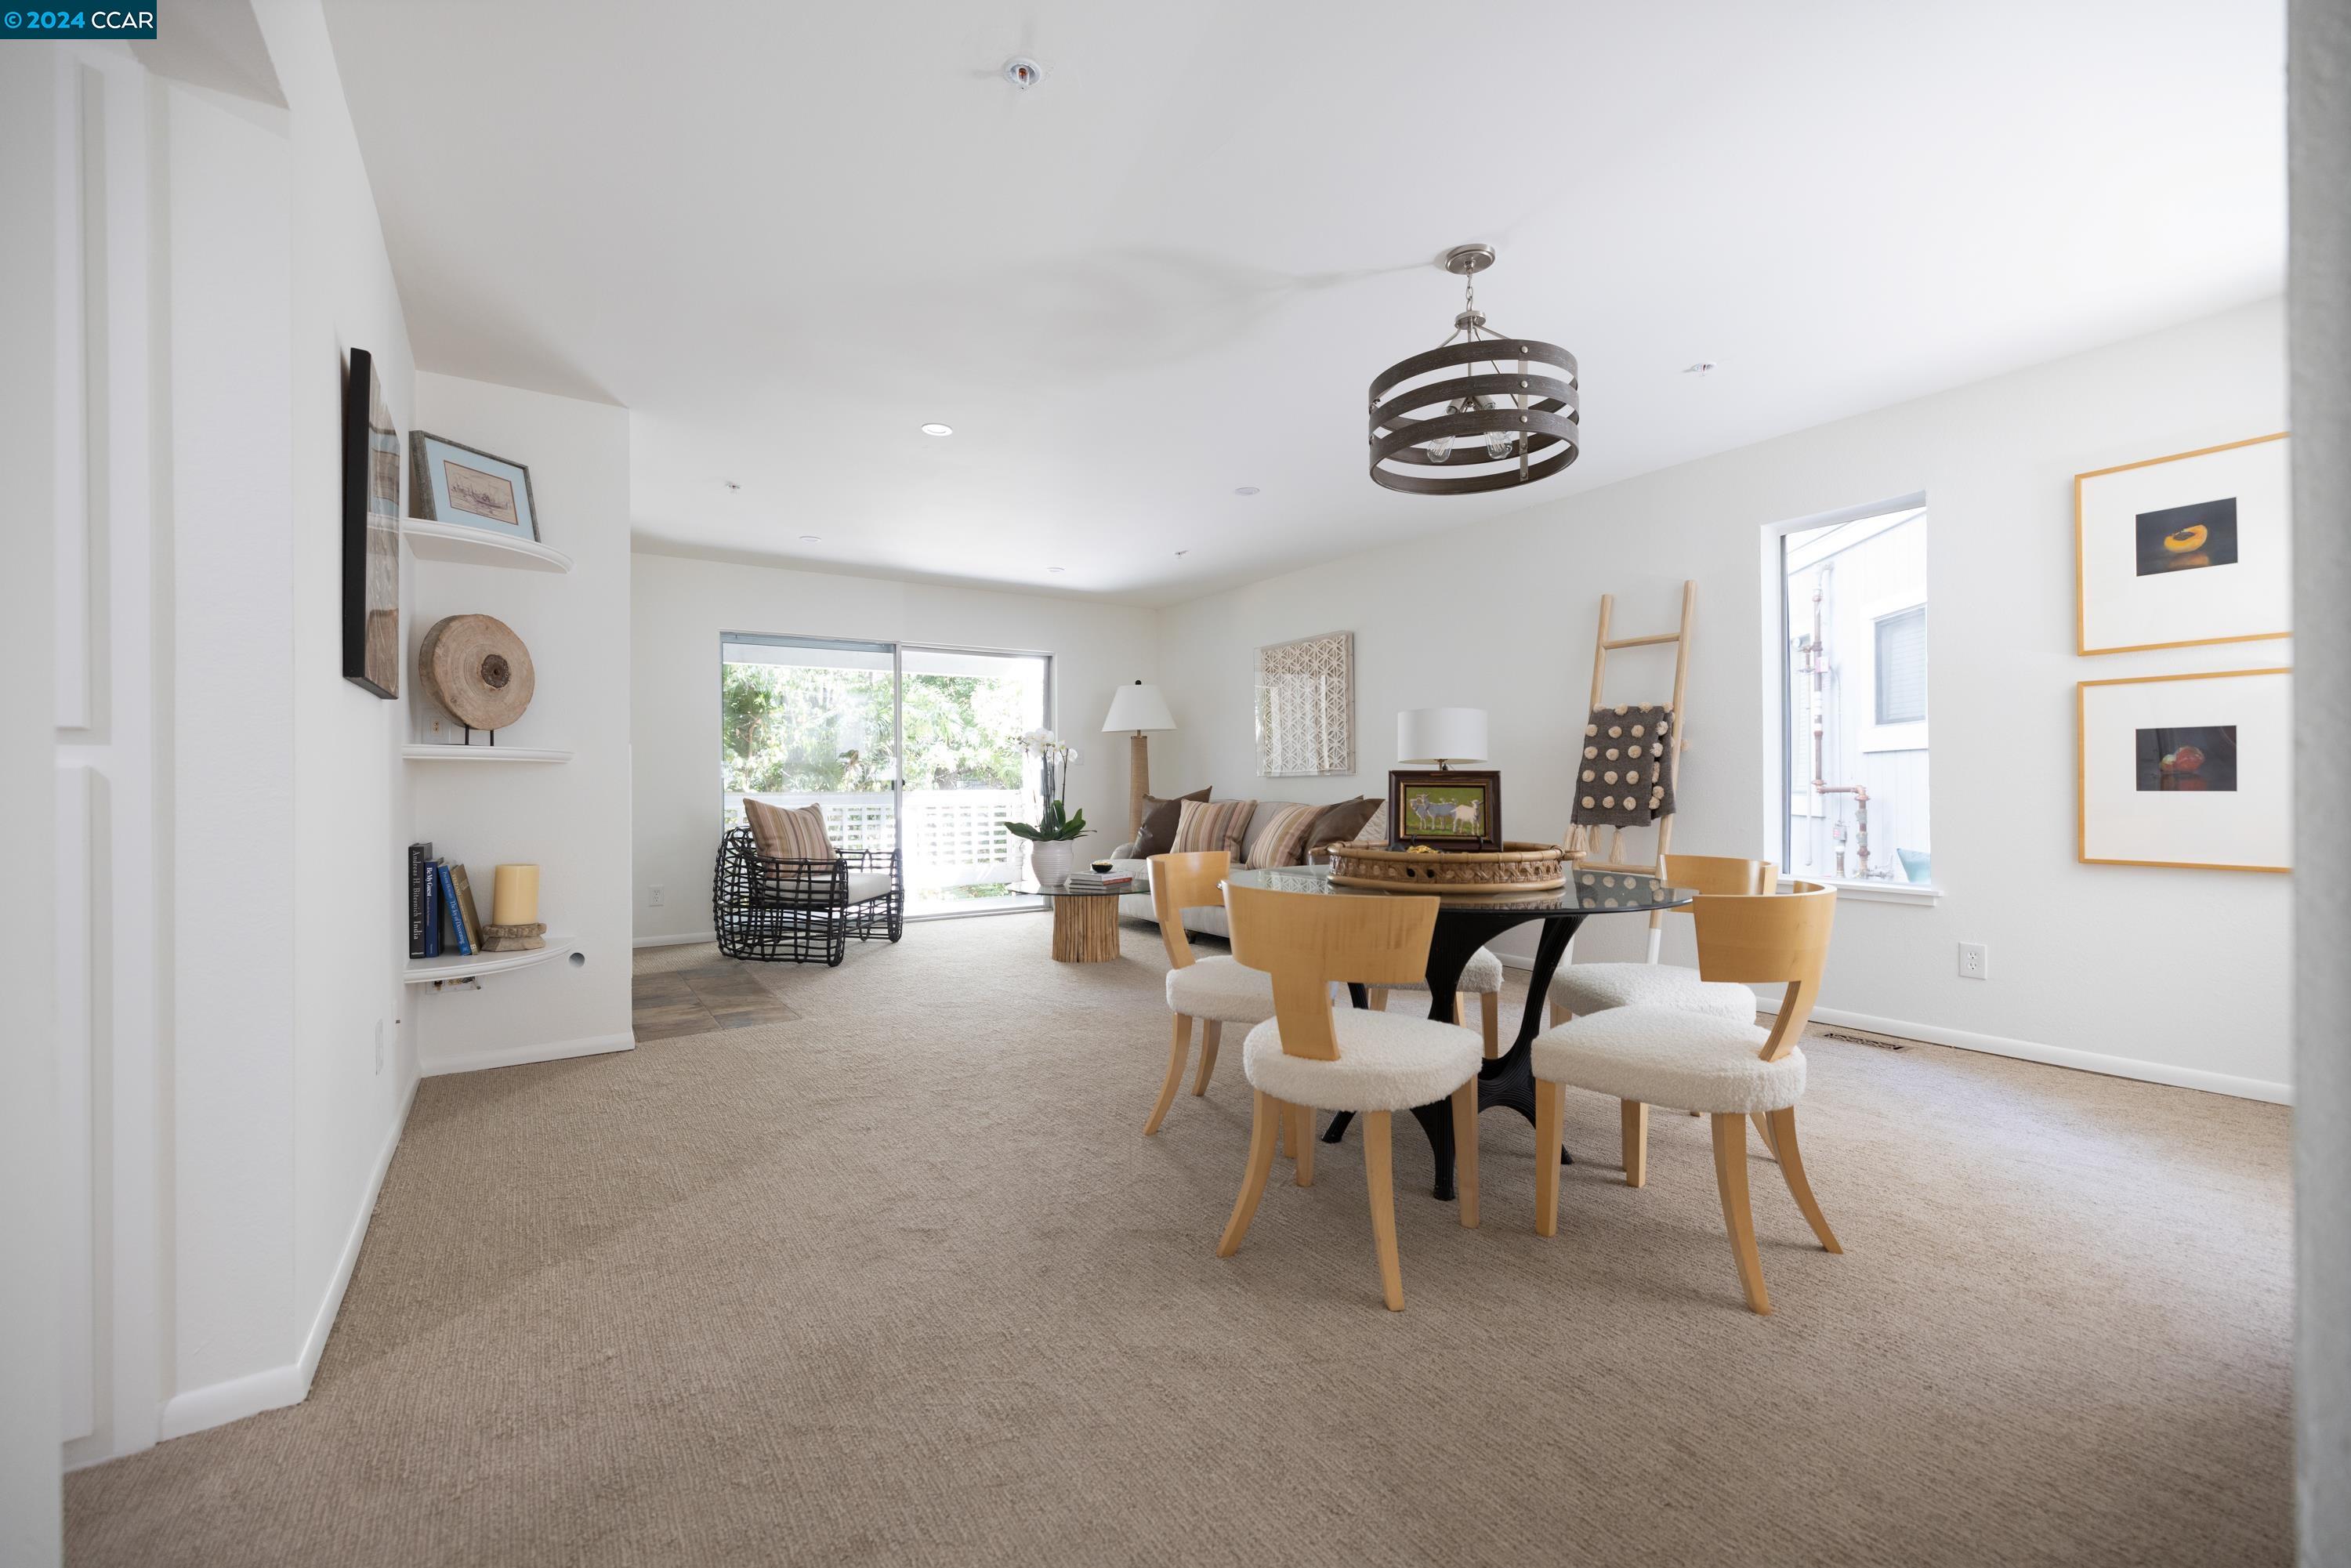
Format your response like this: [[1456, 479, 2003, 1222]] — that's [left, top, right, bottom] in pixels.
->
[[1386, 770, 1503, 853]]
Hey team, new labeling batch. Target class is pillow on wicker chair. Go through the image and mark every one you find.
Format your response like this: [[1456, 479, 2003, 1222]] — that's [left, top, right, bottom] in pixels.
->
[[744, 799, 835, 862]]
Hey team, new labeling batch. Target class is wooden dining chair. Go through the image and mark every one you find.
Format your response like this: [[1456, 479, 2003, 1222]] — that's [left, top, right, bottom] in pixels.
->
[[1546, 853, 1774, 1029], [1529, 882, 1841, 1315], [1363, 958, 1504, 1059], [1145, 853, 1291, 1146], [1216, 882, 1482, 1311]]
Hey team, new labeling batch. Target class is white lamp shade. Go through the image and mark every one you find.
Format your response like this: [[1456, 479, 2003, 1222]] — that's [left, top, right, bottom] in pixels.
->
[[1101, 681, 1176, 733], [1396, 707, 1488, 764]]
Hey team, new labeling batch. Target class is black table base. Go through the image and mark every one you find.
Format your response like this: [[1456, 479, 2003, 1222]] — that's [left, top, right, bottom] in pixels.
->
[[1323, 912, 1586, 1201]]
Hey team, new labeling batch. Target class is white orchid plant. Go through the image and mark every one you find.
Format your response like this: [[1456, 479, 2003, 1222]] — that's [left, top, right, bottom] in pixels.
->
[[1006, 729, 1085, 844]]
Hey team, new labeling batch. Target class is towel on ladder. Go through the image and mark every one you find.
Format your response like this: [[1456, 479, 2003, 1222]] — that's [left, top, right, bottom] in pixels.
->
[[1570, 703, 1675, 827]]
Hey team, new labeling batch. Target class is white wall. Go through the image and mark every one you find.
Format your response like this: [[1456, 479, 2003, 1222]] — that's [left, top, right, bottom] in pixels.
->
[[409, 373, 635, 1074], [2, 43, 65, 1568], [1158, 299, 2290, 1100], [255, 0, 423, 1441], [632, 554, 1161, 944], [2289, 0, 2349, 1552]]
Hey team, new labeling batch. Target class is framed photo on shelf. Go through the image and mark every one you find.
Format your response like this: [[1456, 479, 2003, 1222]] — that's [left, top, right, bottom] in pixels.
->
[[1386, 770, 1503, 853], [340, 346, 401, 699], [2074, 433, 2290, 656], [409, 430, 541, 543], [2076, 667, 2290, 872]]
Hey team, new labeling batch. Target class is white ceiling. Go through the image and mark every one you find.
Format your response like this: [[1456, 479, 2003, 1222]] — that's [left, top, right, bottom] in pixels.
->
[[324, 0, 2284, 607]]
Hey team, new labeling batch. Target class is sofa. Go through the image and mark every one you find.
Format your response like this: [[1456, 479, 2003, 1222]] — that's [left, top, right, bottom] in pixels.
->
[[1107, 797, 1345, 939]]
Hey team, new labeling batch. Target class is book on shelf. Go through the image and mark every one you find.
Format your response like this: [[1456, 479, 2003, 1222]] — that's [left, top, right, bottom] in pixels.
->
[[448, 863, 486, 953], [422, 860, 444, 958], [436, 862, 475, 956], [407, 841, 433, 958]]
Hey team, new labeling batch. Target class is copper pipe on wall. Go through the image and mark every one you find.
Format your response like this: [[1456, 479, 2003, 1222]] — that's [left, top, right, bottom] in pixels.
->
[[1805, 574, 1871, 878]]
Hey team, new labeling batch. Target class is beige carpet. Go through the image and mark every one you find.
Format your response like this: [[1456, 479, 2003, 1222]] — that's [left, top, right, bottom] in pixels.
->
[[67, 914, 2292, 1566]]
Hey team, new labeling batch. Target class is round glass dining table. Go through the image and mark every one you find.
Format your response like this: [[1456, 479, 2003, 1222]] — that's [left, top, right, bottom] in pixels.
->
[[1222, 864, 1697, 1200]]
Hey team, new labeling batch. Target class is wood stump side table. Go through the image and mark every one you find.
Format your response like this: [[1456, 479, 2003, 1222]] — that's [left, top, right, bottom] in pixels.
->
[[1011, 877, 1146, 964]]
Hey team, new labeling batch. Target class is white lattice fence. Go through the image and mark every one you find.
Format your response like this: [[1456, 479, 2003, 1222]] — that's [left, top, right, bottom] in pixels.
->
[[729, 789, 1025, 891]]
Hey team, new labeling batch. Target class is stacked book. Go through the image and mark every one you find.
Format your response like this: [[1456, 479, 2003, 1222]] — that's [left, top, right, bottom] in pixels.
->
[[1063, 869, 1134, 889], [407, 842, 486, 958]]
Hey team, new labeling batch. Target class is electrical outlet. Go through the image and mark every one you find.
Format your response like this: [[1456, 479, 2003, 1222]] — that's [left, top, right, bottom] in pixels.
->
[[648, 884, 665, 908], [1958, 942, 1988, 980]]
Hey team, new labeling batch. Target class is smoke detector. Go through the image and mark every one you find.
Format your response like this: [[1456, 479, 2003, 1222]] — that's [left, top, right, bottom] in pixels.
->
[[1002, 56, 1044, 90]]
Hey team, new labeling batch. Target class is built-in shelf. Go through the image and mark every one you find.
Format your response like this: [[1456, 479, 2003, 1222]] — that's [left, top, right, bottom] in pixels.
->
[[401, 517, 573, 574], [401, 744, 574, 763], [404, 936, 578, 987]]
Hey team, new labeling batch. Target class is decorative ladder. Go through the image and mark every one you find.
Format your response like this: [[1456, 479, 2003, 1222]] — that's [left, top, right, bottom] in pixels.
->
[[1578, 581, 1696, 962]]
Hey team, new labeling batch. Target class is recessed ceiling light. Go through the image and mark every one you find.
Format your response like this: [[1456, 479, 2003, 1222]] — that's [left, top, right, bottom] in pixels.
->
[[800, 534, 821, 542], [1233, 486, 1260, 496], [1683, 362, 1718, 376], [1047, 566, 1066, 574], [920, 422, 954, 436]]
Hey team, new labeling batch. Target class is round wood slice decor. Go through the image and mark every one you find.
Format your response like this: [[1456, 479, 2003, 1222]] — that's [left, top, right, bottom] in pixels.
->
[[418, 614, 535, 731]]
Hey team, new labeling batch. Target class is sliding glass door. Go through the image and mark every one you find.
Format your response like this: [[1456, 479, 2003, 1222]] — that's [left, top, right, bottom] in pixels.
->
[[720, 635, 1051, 917]]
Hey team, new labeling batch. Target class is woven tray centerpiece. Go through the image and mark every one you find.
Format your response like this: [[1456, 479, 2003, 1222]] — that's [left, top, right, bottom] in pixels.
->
[[1327, 841, 1571, 893]]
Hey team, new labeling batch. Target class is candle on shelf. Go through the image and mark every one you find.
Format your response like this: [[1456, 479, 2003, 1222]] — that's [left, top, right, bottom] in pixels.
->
[[490, 863, 540, 926]]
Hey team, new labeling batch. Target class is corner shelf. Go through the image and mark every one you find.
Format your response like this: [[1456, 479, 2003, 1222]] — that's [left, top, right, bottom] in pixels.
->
[[402, 744, 574, 763], [404, 936, 578, 987], [401, 517, 572, 574]]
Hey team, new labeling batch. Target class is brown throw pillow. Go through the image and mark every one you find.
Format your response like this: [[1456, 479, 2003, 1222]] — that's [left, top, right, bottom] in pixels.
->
[[1131, 787, 1211, 857], [1304, 796, 1381, 863], [1172, 798, 1255, 860]]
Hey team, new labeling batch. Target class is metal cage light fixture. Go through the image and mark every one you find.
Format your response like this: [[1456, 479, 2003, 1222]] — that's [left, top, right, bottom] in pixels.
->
[[1367, 244, 1579, 495]]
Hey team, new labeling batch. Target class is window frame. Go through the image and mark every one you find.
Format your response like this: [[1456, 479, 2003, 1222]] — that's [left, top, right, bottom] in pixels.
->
[[1762, 491, 1940, 899]]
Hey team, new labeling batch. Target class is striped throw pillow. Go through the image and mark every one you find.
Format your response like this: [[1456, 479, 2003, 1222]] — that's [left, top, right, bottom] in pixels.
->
[[1247, 802, 1324, 869], [744, 799, 835, 863], [1172, 798, 1255, 860]]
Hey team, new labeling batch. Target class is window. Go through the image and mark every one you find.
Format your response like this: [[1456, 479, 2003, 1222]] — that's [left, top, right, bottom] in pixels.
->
[[720, 636, 1052, 916], [1777, 502, 1932, 888], [1873, 606, 1927, 725]]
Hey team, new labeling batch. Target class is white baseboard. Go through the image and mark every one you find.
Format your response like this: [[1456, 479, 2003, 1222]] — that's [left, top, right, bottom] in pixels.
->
[[154, 1070, 422, 1447], [419, 1030, 636, 1077], [158, 1363, 306, 1442], [632, 929, 715, 950], [298, 1071, 416, 1386], [1759, 1000, 2292, 1106]]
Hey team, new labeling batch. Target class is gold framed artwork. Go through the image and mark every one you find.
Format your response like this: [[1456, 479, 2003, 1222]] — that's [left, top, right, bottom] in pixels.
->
[[2074, 432, 2290, 656], [2076, 667, 2290, 873]]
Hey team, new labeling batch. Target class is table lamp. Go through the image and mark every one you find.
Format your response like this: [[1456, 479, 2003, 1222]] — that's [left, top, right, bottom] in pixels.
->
[[1396, 708, 1488, 771], [1101, 680, 1178, 839]]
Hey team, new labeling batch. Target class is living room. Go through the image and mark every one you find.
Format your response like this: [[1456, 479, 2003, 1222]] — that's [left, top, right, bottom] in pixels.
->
[[4, 3, 2347, 1565]]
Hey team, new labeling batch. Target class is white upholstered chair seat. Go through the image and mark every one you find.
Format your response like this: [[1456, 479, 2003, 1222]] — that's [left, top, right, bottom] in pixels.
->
[[1243, 1009, 1482, 1113], [1164, 955, 1279, 1025], [765, 871, 895, 906], [1379, 943, 1505, 995], [1548, 961, 1755, 1022], [1531, 1005, 1805, 1115]]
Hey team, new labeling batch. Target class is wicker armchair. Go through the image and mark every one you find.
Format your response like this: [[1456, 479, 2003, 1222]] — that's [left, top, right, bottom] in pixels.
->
[[712, 825, 904, 965]]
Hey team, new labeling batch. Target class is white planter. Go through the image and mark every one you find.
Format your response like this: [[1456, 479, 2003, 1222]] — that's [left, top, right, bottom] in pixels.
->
[[1027, 841, 1076, 885]]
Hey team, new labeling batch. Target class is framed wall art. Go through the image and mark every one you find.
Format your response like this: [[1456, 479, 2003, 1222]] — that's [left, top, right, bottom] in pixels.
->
[[1386, 770, 1503, 853], [1255, 630, 1353, 777], [341, 346, 401, 698], [2076, 667, 2290, 872], [2074, 433, 2290, 655], [409, 430, 541, 543]]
